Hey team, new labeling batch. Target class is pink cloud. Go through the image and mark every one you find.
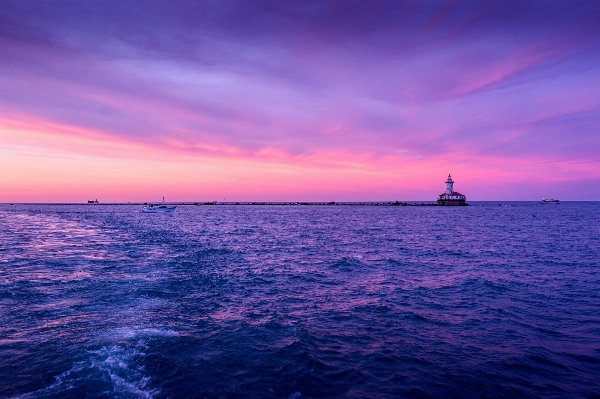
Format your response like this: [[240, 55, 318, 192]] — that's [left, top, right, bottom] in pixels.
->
[[1, 1, 599, 201]]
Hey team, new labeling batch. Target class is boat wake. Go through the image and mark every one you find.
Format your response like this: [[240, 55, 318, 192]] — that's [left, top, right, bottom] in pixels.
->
[[14, 345, 158, 399]]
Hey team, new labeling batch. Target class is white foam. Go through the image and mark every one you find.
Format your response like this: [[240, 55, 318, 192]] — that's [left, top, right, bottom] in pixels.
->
[[109, 327, 180, 339], [13, 345, 159, 399]]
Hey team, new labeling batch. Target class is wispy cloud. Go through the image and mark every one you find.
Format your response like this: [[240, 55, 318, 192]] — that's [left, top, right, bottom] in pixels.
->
[[1, 0, 599, 200]]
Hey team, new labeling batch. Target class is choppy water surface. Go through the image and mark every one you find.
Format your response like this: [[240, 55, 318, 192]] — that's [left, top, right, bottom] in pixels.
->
[[1, 203, 599, 398]]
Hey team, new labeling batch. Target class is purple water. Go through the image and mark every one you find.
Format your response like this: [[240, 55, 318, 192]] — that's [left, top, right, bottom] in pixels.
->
[[1, 203, 599, 398]]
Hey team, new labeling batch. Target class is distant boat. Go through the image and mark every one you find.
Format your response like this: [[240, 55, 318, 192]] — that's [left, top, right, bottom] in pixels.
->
[[88, 199, 99, 204], [142, 197, 177, 213], [540, 198, 559, 204]]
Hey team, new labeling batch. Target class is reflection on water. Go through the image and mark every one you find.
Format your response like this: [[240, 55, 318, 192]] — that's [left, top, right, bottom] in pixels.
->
[[0, 203, 599, 398]]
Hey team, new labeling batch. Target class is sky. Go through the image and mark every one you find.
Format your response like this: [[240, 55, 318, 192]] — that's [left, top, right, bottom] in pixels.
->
[[1, 0, 599, 202]]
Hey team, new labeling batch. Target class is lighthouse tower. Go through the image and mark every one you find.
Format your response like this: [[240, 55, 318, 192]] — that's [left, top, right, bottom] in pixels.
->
[[437, 174, 467, 205], [445, 174, 454, 195]]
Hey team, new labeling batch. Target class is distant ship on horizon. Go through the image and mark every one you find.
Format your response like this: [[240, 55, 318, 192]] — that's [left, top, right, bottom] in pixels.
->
[[540, 198, 560, 204], [87, 199, 99, 204], [142, 197, 177, 213]]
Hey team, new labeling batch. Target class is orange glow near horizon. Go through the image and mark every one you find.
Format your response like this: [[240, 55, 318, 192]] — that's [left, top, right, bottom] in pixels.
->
[[2, 2, 599, 202], [2, 114, 599, 203]]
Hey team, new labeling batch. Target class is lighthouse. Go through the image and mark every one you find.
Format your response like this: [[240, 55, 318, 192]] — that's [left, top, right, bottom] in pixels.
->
[[437, 174, 467, 206], [445, 174, 454, 195]]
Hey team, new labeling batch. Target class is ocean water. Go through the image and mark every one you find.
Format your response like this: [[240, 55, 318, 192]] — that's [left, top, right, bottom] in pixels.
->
[[0, 202, 599, 399]]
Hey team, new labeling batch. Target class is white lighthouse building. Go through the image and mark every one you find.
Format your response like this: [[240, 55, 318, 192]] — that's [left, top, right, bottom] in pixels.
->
[[437, 174, 467, 205]]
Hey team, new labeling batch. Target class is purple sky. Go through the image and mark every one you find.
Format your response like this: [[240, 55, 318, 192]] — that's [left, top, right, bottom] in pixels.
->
[[1, 1, 599, 201]]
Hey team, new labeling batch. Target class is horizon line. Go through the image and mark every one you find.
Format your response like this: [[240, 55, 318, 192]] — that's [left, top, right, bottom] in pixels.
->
[[1, 200, 597, 206]]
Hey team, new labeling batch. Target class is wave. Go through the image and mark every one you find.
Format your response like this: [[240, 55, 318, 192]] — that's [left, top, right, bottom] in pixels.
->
[[13, 345, 158, 399]]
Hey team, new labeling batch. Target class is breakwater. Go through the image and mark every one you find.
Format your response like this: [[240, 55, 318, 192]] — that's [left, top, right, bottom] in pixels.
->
[[4, 201, 445, 206]]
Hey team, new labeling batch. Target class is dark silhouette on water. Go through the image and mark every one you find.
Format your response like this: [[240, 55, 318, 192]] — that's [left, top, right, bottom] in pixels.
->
[[437, 174, 468, 205]]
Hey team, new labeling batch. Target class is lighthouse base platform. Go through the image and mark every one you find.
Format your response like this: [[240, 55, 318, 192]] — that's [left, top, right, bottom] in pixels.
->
[[437, 199, 468, 206]]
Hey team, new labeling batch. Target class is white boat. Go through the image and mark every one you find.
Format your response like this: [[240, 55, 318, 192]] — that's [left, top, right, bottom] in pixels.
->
[[142, 197, 177, 213], [540, 198, 559, 204]]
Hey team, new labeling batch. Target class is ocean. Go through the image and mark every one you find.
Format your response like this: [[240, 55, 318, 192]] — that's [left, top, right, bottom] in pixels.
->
[[1, 203, 599, 398]]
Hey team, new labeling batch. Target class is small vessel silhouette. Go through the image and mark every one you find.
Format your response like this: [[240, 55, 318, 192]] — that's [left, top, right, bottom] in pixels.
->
[[142, 197, 177, 213], [540, 198, 559, 204]]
